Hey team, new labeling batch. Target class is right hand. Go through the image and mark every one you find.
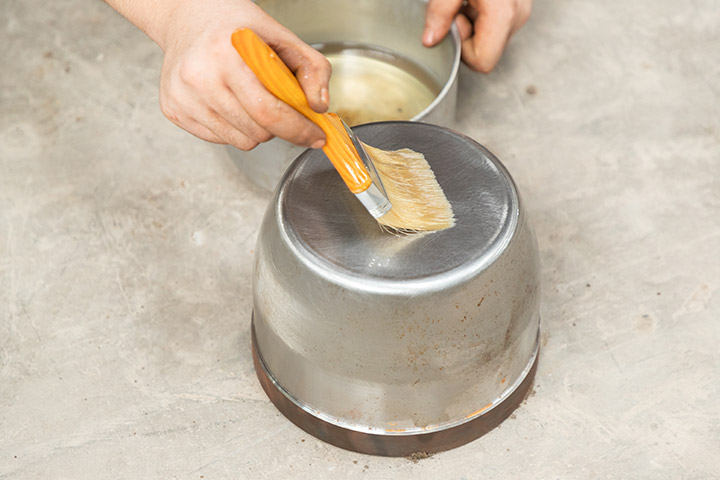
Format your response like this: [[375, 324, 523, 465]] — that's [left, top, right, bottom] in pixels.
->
[[155, 0, 331, 150]]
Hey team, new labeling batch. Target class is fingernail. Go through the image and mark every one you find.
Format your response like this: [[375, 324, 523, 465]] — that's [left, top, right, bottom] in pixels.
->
[[422, 29, 435, 46], [311, 139, 325, 149], [320, 87, 329, 108]]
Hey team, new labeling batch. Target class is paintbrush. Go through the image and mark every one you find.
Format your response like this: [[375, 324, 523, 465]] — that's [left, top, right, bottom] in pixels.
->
[[231, 28, 454, 233]]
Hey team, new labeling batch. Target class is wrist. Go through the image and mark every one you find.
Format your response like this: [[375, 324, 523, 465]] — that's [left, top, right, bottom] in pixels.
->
[[104, 0, 207, 52], [148, 0, 196, 52]]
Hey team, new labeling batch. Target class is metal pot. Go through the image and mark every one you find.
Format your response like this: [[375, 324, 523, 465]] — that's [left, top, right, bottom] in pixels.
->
[[226, 0, 461, 191], [251, 122, 541, 456]]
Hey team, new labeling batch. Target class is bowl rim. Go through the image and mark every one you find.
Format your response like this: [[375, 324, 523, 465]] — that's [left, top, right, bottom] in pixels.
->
[[412, 22, 462, 122]]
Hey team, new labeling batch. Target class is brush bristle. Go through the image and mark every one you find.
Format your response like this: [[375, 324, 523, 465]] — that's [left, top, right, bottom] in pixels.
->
[[362, 143, 455, 233]]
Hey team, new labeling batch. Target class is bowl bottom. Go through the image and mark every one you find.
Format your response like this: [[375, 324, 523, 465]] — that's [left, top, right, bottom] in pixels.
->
[[250, 318, 540, 457]]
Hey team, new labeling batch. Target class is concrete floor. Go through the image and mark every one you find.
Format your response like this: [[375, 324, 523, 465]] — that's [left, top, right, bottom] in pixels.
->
[[2, 0, 719, 478]]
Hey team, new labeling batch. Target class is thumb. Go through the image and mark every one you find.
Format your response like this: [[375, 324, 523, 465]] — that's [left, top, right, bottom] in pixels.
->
[[275, 40, 332, 114], [423, 0, 464, 46]]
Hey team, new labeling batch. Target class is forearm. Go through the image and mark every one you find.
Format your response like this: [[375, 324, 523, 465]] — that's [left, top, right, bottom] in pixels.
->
[[104, 0, 183, 49]]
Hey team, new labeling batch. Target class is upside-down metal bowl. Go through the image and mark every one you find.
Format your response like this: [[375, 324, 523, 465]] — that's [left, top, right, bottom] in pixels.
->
[[227, 0, 461, 191], [251, 122, 540, 456]]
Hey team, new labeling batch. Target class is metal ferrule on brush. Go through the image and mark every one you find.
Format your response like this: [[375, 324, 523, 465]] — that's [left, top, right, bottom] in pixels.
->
[[354, 182, 392, 218], [340, 120, 392, 218]]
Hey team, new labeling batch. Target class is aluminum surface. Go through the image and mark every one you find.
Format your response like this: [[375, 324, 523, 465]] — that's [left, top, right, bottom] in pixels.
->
[[280, 124, 518, 286], [251, 323, 539, 456], [227, 0, 461, 191], [252, 123, 541, 440]]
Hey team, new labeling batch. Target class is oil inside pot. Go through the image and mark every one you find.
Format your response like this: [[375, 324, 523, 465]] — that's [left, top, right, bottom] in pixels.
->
[[315, 42, 441, 126]]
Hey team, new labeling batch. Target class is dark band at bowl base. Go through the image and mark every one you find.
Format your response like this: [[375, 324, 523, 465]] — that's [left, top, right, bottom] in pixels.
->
[[251, 321, 539, 457]]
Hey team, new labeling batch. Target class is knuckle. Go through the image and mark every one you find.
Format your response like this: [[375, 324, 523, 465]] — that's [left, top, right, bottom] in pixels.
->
[[475, 62, 494, 74], [239, 120, 274, 145], [251, 103, 283, 127], [226, 109, 272, 143], [208, 34, 228, 53], [297, 45, 332, 76], [163, 110, 180, 125], [312, 51, 332, 72], [159, 102, 180, 124], [295, 126, 323, 147], [178, 59, 205, 87], [252, 129, 274, 144], [467, 57, 494, 73], [232, 136, 259, 151], [319, 56, 332, 78]]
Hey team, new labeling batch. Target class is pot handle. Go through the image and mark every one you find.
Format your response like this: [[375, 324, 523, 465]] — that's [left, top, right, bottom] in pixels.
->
[[230, 28, 371, 194]]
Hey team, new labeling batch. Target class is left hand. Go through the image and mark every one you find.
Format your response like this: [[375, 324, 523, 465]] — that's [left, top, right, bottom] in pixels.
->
[[423, 0, 532, 73]]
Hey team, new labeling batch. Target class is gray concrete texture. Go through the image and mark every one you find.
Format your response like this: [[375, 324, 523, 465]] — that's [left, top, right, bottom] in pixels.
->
[[1, 0, 719, 478]]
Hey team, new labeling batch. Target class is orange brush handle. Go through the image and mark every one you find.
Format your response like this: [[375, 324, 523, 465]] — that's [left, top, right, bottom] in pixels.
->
[[231, 28, 371, 193]]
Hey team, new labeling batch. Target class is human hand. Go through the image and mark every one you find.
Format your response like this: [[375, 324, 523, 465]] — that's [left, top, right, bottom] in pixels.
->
[[148, 0, 331, 150], [423, 0, 532, 73]]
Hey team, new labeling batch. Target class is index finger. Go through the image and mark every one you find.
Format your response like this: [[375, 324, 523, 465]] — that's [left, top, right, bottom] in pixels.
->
[[424, 0, 465, 46]]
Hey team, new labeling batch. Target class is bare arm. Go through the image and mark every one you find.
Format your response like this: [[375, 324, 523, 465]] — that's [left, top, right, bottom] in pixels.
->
[[104, 0, 331, 150]]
